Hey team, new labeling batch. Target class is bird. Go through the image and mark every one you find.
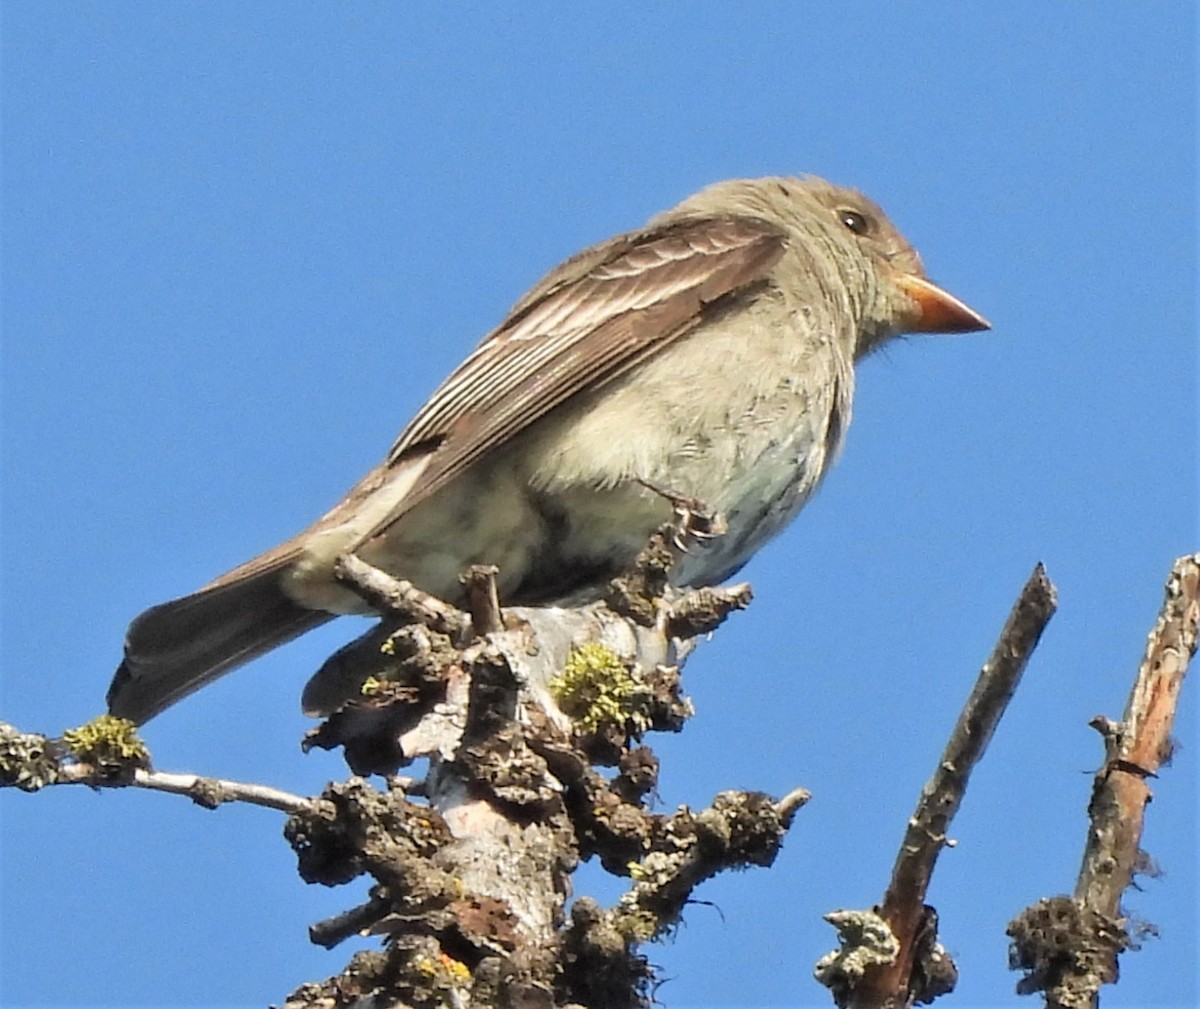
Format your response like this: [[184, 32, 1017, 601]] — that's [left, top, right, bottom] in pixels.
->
[[107, 175, 989, 724]]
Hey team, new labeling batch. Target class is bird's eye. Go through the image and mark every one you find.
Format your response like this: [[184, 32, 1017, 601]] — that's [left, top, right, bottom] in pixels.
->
[[838, 209, 871, 236]]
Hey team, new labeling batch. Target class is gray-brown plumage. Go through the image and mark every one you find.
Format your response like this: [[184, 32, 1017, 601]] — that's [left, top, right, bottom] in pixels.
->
[[108, 175, 988, 723]]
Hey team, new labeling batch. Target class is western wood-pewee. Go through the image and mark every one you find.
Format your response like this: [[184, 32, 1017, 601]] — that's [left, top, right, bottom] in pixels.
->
[[108, 175, 988, 723]]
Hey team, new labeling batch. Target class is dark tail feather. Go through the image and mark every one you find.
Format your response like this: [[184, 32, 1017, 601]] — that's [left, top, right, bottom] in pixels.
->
[[107, 568, 333, 724]]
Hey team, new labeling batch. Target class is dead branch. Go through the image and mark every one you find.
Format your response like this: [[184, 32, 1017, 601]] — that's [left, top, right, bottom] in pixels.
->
[[0, 720, 315, 814], [280, 528, 803, 1008], [1007, 553, 1199, 1009], [112, 767, 315, 813], [334, 553, 471, 638], [818, 563, 1058, 1009]]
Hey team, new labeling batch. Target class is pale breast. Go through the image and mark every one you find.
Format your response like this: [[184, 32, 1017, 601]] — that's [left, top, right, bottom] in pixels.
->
[[520, 289, 857, 588]]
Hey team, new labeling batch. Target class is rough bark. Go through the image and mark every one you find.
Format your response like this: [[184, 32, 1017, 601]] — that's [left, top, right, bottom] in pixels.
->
[[276, 536, 799, 1009], [1007, 554, 1199, 1009], [5, 553, 1193, 1008]]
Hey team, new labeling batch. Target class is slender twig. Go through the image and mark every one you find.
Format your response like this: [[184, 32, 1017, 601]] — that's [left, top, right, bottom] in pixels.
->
[[838, 563, 1058, 1009], [334, 554, 471, 637], [1, 721, 315, 814], [56, 762, 316, 814]]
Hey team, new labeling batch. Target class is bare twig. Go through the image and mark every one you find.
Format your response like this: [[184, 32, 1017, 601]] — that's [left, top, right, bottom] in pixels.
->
[[63, 762, 315, 814], [776, 786, 813, 825], [822, 563, 1058, 1009], [309, 894, 395, 949], [334, 553, 471, 638], [1007, 553, 1199, 1009], [666, 582, 753, 639], [1, 719, 316, 814]]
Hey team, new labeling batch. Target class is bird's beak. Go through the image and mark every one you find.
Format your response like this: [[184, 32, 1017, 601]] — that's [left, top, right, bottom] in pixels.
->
[[895, 274, 991, 333]]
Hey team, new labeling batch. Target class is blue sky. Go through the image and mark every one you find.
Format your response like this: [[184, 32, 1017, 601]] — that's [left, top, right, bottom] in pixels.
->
[[2, 5, 1195, 1008]]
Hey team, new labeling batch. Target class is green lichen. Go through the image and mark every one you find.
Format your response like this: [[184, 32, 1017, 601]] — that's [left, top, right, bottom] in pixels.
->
[[550, 642, 651, 734], [611, 904, 660, 942], [62, 714, 148, 768]]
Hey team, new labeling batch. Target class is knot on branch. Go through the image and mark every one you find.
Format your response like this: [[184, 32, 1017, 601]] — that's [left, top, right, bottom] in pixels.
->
[[816, 903, 958, 1008], [458, 722, 559, 811], [606, 790, 793, 942], [302, 620, 464, 775], [284, 942, 475, 1009], [285, 777, 453, 889], [604, 520, 753, 640], [666, 582, 753, 639], [814, 909, 900, 1000], [1007, 896, 1128, 1007], [604, 524, 680, 627]]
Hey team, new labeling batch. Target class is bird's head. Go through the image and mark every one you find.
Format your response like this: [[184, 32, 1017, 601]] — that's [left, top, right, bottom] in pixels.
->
[[668, 175, 990, 359], [793, 177, 991, 358]]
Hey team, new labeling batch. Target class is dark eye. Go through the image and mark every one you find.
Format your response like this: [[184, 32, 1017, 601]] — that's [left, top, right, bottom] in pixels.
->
[[838, 209, 871, 236]]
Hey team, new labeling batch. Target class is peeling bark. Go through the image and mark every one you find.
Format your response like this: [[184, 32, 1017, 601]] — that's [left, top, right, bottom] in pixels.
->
[[1007, 554, 1199, 1009]]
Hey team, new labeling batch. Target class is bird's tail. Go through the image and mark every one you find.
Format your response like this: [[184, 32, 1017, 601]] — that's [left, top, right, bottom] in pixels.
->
[[107, 563, 332, 724]]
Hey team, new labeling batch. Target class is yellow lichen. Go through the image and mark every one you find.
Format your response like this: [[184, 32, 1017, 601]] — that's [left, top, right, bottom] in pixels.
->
[[62, 715, 148, 767], [550, 642, 650, 734], [413, 951, 471, 987], [437, 952, 470, 984]]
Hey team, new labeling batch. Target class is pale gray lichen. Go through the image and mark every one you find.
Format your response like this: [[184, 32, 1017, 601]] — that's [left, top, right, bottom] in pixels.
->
[[814, 908, 900, 987]]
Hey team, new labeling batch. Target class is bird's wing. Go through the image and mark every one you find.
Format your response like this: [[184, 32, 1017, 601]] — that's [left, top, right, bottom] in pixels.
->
[[363, 214, 787, 541], [198, 215, 786, 590]]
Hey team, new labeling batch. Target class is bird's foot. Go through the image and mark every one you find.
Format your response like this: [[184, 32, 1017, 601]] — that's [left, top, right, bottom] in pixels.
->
[[636, 479, 728, 553]]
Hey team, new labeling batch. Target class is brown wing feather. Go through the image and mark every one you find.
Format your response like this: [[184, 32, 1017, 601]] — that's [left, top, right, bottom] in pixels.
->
[[364, 215, 785, 542], [389, 217, 784, 463]]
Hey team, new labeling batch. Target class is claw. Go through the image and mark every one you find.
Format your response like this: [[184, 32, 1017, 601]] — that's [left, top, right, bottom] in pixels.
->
[[636, 479, 728, 553]]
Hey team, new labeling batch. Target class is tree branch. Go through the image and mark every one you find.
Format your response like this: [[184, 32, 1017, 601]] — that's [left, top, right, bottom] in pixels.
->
[[1007, 553, 1199, 1009], [334, 553, 471, 638], [283, 532, 802, 1009], [819, 563, 1058, 1008], [0, 720, 316, 814], [1076, 553, 1199, 912]]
